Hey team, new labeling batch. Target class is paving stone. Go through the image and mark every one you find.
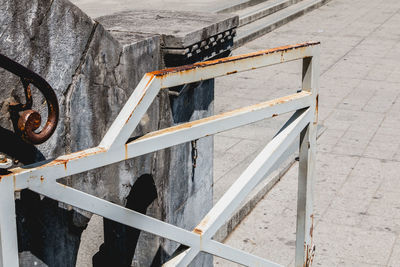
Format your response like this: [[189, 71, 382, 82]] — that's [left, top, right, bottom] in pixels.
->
[[359, 214, 400, 235], [315, 222, 396, 265], [364, 133, 400, 160], [319, 208, 362, 227], [214, 138, 266, 180], [332, 130, 374, 156], [312, 253, 341, 266], [317, 128, 347, 153], [329, 190, 372, 214], [368, 190, 400, 219], [214, 134, 242, 154], [336, 258, 386, 267]]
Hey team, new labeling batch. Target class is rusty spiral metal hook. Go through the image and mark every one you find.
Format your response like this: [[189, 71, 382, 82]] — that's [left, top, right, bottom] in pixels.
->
[[0, 53, 59, 144]]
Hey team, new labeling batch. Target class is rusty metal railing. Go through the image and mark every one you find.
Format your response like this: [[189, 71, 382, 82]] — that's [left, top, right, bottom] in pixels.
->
[[0, 42, 319, 267], [0, 53, 59, 144]]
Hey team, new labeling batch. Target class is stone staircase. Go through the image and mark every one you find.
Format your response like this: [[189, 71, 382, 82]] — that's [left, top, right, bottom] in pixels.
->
[[216, 0, 331, 48]]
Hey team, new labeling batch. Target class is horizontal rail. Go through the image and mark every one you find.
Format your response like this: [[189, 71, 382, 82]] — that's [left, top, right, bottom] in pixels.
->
[[10, 91, 312, 190], [152, 42, 319, 89], [30, 181, 281, 266], [100, 41, 319, 149], [135, 91, 311, 141]]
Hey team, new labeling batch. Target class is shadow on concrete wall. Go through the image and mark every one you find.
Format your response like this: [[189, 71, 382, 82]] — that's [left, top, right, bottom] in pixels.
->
[[93, 174, 158, 267]]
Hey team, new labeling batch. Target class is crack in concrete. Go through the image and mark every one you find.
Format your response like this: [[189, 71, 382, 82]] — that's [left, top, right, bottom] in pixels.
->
[[111, 50, 123, 85], [36, 0, 55, 29], [63, 21, 98, 153]]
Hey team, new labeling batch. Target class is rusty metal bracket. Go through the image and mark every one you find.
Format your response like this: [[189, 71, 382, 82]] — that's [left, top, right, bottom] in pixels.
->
[[0, 53, 59, 144], [0, 154, 12, 169]]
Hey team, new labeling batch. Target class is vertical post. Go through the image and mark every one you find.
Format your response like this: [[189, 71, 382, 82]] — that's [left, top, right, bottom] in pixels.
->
[[295, 47, 319, 267], [0, 177, 19, 267]]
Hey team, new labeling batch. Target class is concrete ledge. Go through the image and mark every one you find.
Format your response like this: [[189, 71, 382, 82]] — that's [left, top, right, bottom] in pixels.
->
[[97, 10, 238, 48]]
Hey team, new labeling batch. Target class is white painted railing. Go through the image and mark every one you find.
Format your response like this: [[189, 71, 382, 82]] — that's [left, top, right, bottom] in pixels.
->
[[0, 42, 320, 267]]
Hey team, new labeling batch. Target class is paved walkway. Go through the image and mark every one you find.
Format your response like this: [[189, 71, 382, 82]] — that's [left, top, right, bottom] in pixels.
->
[[214, 0, 400, 266], [71, 0, 400, 266]]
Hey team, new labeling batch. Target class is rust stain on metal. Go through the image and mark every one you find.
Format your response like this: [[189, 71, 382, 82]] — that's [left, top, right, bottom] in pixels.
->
[[314, 94, 319, 125], [193, 228, 203, 235], [193, 215, 210, 235], [2, 147, 107, 180], [132, 91, 310, 142], [125, 144, 128, 160], [304, 244, 309, 267], [272, 114, 278, 117], [304, 243, 316, 267], [57, 147, 106, 162], [54, 159, 68, 170], [310, 214, 314, 238], [304, 214, 316, 267], [40, 176, 44, 182], [150, 42, 319, 77], [226, 70, 237, 75]]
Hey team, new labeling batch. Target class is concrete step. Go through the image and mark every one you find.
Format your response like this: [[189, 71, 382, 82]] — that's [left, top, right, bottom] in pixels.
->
[[235, 0, 331, 48], [237, 0, 303, 27], [216, 0, 270, 14]]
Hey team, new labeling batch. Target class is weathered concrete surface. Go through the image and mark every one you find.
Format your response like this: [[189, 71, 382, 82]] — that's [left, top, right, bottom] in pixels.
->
[[65, 22, 170, 267], [0, 0, 97, 265], [97, 10, 238, 48], [1, 0, 164, 266], [65, 21, 163, 206], [70, 0, 240, 17], [0, 0, 94, 159]]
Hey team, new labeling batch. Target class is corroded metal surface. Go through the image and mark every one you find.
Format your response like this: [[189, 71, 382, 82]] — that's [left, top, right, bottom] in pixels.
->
[[0, 53, 59, 144], [151, 41, 320, 77], [0, 154, 12, 169]]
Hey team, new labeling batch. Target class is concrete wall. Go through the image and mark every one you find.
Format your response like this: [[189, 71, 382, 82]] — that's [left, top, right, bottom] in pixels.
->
[[0, 1, 236, 266]]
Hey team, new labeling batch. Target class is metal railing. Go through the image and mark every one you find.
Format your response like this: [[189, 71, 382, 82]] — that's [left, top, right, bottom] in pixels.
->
[[0, 41, 320, 267]]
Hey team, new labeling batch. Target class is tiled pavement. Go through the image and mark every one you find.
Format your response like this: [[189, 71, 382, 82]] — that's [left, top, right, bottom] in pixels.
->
[[213, 0, 400, 266]]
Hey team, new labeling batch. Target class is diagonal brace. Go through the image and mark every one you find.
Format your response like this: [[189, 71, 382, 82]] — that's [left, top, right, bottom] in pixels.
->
[[164, 108, 312, 266]]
